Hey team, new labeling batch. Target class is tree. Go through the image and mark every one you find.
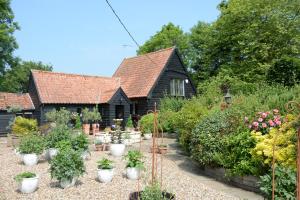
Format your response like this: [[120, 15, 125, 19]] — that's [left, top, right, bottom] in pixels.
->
[[204, 0, 300, 82], [137, 23, 189, 64], [0, 0, 19, 75], [0, 61, 52, 92]]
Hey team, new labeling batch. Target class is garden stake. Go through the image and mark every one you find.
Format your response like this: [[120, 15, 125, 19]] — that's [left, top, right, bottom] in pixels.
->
[[271, 135, 277, 200]]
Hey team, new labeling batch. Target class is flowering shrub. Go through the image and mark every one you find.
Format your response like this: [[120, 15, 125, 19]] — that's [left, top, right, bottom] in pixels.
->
[[12, 117, 38, 136], [251, 114, 297, 169], [245, 109, 282, 135]]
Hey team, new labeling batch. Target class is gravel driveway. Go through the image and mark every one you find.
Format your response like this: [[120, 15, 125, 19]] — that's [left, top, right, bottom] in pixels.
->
[[0, 137, 238, 200]]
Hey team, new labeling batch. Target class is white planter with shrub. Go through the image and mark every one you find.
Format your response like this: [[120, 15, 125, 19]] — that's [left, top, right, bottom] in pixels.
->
[[110, 143, 125, 157], [14, 172, 39, 193], [59, 177, 77, 189], [47, 148, 58, 160], [126, 167, 141, 180], [97, 158, 114, 183], [22, 154, 39, 166], [124, 150, 144, 180], [144, 133, 152, 140]]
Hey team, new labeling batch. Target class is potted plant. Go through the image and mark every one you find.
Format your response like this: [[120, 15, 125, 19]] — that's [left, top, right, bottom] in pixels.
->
[[82, 108, 91, 134], [18, 134, 44, 166], [123, 132, 132, 146], [130, 182, 175, 200], [71, 133, 90, 160], [97, 158, 114, 183], [45, 125, 71, 160], [158, 144, 168, 154], [124, 150, 144, 180], [126, 116, 134, 132], [14, 172, 39, 194], [144, 129, 152, 140], [91, 106, 101, 135], [94, 139, 104, 151], [50, 148, 85, 189], [110, 119, 126, 156]]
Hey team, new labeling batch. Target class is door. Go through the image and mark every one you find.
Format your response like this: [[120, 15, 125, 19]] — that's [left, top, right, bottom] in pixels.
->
[[115, 105, 124, 120]]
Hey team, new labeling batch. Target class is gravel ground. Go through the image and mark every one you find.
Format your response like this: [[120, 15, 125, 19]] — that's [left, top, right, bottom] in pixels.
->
[[0, 137, 238, 200]]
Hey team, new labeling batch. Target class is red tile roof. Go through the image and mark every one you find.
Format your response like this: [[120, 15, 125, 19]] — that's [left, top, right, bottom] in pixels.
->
[[113, 47, 175, 98], [31, 70, 121, 104], [0, 92, 35, 110]]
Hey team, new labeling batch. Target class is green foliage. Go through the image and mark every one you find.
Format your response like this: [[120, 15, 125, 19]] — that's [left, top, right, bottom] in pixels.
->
[[124, 150, 144, 169], [71, 133, 89, 153], [45, 108, 70, 126], [0, 0, 19, 74], [141, 182, 174, 200], [45, 125, 71, 149], [97, 158, 113, 170], [267, 57, 300, 87], [74, 114, 82, 129], [214, 131, 263, 176], [50, 148, 85, 181], [137, 23, 189, 65], [7, 105, 22, 113], [82, 108, 92, 123], [18, 134, 44, 154], [160, 97, 184, 112], [259, 166, 296, 200], [139, 113, 154, 133], [55, 140, 72, 151], [90, 106, 101, 122], [0, 61, 52, 93], [126, 116, 133, 128], [11, 116, 38, 136], [191, 111, 230, 166], [14, 172, 36, 183]]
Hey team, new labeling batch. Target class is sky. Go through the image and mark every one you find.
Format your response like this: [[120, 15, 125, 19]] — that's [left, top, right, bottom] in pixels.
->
[[11, 0, 221, 76]]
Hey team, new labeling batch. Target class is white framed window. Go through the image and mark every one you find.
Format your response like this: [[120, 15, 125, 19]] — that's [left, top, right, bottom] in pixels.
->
[[170, 79, 185, 96]]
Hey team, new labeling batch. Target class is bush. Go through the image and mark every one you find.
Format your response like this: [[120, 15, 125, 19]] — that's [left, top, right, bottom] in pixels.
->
[[158, 110, 177, 133], [259, 166, 296, 200], [71, 133, 89, 153], [126, 116, 133, 128], [191, 111, 231, 166], [12, 117, 38, 137], [74, 114, 82, 129], [45, 125, 71, 149], [50, 148, 85, 182], [124, 150, 144, 169], [139, 113, 154, 133], [97, 158, 113, 169], [18, 134, 44, 154], [14, 172, 36, 182], [90, 106, 101, 123], [45, 108, 70, 126], [160, 97, 184, 112]]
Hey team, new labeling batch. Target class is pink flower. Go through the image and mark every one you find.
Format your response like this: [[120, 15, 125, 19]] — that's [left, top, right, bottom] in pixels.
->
[[258, 118, 263, 122], [261, 113, 267, 119], [269, 120, 275, 127], [253, 122, 259, 127], [262, 123, 267, 128], [275, 120, 281, 125]]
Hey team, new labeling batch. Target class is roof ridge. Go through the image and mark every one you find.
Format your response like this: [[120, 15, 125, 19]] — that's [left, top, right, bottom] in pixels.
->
[[123, 46, 175, 60], [31, 69, 117, 80]]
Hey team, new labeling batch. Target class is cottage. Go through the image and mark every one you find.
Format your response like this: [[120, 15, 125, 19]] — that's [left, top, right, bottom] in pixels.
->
[[0, 47, 196, 132]]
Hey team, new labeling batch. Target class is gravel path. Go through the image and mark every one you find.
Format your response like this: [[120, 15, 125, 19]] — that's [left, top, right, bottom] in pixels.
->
[[0, 137, 238, 200]]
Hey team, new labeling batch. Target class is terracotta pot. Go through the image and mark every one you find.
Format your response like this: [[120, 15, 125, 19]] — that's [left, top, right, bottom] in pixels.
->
[[82, 123, 90, 135], [92, 123, 99, 135], [95, 144, 104, 151], [158, 146, 168, 154]]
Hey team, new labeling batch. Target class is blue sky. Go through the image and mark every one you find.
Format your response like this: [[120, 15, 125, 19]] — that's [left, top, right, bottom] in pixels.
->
[[11, 0, 221, 76]]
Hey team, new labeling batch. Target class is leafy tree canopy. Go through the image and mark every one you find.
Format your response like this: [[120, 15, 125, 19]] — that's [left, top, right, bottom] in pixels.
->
[[0, 61, 52, 92], [0, 0, 19, 75]]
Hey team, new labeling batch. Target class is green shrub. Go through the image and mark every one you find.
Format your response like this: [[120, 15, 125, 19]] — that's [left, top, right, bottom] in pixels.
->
[[191, 111, 230, 166], [71, 133, 89, 153], [55, 140, 72, 151], [126, 116, 133, 128], [160, 97, 184, 112], [18, 134, 44, 154], [158, 110, 177, 133], [14, 172, 36, 182], [12, 117, 38, 137], [124, 150, 144, 169], [45, 125, 71, 149], [97, 158, 113, 169], [140, 113, 154, 133], [259, 166, 296, 200], [74, 115, 82, 129], [50, 148, 85, 182], [45, 108, 71, 126], [90, 106, 101, 123]]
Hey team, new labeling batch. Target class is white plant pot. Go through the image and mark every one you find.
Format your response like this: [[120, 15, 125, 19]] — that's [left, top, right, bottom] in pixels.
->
[[59, 177, 77, 189], [18, 176, 39, 193], [144, 134, 152, 140], [126, 167, 141, 180], [47, 148, 58, 160], [22, 154, 38, 166], [110, 144, 125, 157], [123, 139, 133, 146], [97, 168, 114, 183]]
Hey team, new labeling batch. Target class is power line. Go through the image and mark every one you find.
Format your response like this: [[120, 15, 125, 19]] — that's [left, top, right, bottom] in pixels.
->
[[105, 0, 159, 66]]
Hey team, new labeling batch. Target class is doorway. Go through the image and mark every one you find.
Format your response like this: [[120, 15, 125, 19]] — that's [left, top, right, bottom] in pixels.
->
[[115, 105, 124, 120]]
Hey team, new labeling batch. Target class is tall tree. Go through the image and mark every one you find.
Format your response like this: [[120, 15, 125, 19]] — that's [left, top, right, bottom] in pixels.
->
[[137, 23, 189, 64], [0, 0, 19, 75], [203, 0, 300, 82], [0, 61, 52, 93]]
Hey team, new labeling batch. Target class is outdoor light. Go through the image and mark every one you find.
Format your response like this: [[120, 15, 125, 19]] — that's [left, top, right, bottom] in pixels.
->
[[224, 89, 232, 105], [185, 79, 189, 84]]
